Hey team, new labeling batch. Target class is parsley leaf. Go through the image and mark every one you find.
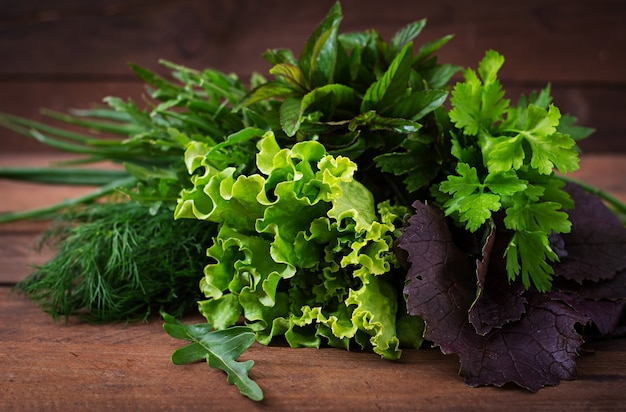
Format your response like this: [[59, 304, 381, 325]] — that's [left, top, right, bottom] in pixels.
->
[[440, 49, 585, 290], [505, 230, 558, 291], [439, 162, 526, 231], [486, 104, 579, 174], [449, 49, 509, 136]]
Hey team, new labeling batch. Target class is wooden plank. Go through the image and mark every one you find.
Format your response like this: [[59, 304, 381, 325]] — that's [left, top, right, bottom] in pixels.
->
[[0, 223, 54, 284], [0, 0, 623, 83], [1, 286, 625, 411], [568, 154, 626, 202], [1, 81, 625, 153]]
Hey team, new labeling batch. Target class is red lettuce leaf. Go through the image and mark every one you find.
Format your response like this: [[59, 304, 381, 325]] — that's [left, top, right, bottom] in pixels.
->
[[556, 183, 626, 282], [555, 269, 626, 301], [398, 182, 626, 391], [398, 201, 588, 391], [397, 201, 476, 346], [462, 292, 587, 391], [549, 290, 626, 336], [469, 224, 527, 335]]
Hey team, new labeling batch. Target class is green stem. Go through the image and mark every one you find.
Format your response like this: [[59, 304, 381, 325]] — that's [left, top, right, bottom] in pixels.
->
[[0, 168, 129, 185], [557, 175, 626, 217], [0, 176, 137, 223]]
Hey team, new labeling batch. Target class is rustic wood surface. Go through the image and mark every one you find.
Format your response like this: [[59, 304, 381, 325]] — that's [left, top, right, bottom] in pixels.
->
[[1, 153, 626, 410], [1, 1, 626, 408], [1, 0, 625, 152]]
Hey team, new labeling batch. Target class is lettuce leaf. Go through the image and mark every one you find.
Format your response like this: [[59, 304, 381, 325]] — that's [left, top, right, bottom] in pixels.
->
[[175, 132, 422, 359]]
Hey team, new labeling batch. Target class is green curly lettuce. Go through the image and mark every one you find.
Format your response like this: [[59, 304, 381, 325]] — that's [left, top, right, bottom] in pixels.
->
[[175, 132, 422, 359]]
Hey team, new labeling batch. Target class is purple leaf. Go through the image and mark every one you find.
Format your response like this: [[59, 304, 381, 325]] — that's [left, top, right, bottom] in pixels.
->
[[397, 201, 475, 347], [462, 292, 587, 391], [556, 183, 626, 282], [398, 201, 589, 391], [469, 224, 527, 335], [580, 269, 626, 301], [549, 290, 626, 336]]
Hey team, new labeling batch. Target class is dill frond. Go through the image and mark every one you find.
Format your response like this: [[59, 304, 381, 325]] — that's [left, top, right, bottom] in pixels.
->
[[14, 201, 216, 323]]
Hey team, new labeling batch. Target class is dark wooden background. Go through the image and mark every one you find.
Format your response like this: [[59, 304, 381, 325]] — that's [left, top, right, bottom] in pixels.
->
[[1, 0, 625, 153]]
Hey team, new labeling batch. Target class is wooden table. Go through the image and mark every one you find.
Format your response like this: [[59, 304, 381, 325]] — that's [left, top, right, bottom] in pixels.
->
[[2, 153, 626, 411]]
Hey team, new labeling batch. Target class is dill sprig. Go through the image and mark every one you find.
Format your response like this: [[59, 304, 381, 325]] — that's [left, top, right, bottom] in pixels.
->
[[14, 201, 216, 323]]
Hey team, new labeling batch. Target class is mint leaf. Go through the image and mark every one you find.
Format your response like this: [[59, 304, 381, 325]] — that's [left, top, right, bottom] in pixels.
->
[[162, 313, 263, 401], [381, 89, 448, 121], [374, 139, 439, 193], [361, 42, 413, 112], [281, 83, 359, 137], [298, 2, 342, 87], [390, 19, 426, 54], [269, 63, 307, 92], [280, 96, 303, 137]]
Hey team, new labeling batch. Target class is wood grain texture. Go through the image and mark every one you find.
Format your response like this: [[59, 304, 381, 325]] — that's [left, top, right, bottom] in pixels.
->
[[1, 0, 625, 152], [1, 287, 625, 411]]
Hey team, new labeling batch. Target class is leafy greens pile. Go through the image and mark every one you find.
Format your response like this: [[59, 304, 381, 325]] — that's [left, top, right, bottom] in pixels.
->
[[2, 2, 626, 402]]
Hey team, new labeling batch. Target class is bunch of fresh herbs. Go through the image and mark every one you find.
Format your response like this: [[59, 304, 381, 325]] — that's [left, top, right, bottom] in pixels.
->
[[2, 1, 626, 402]]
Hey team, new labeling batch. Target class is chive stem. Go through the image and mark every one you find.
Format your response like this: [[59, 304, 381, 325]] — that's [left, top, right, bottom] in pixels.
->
[[0, 176, 136, 223]]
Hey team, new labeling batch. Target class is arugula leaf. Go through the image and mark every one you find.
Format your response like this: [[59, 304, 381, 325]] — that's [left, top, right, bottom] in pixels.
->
[[162, 313, 263, 401]]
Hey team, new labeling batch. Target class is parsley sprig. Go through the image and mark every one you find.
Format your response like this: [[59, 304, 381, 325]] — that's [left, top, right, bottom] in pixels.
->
[[436, 50, 592, 291]]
